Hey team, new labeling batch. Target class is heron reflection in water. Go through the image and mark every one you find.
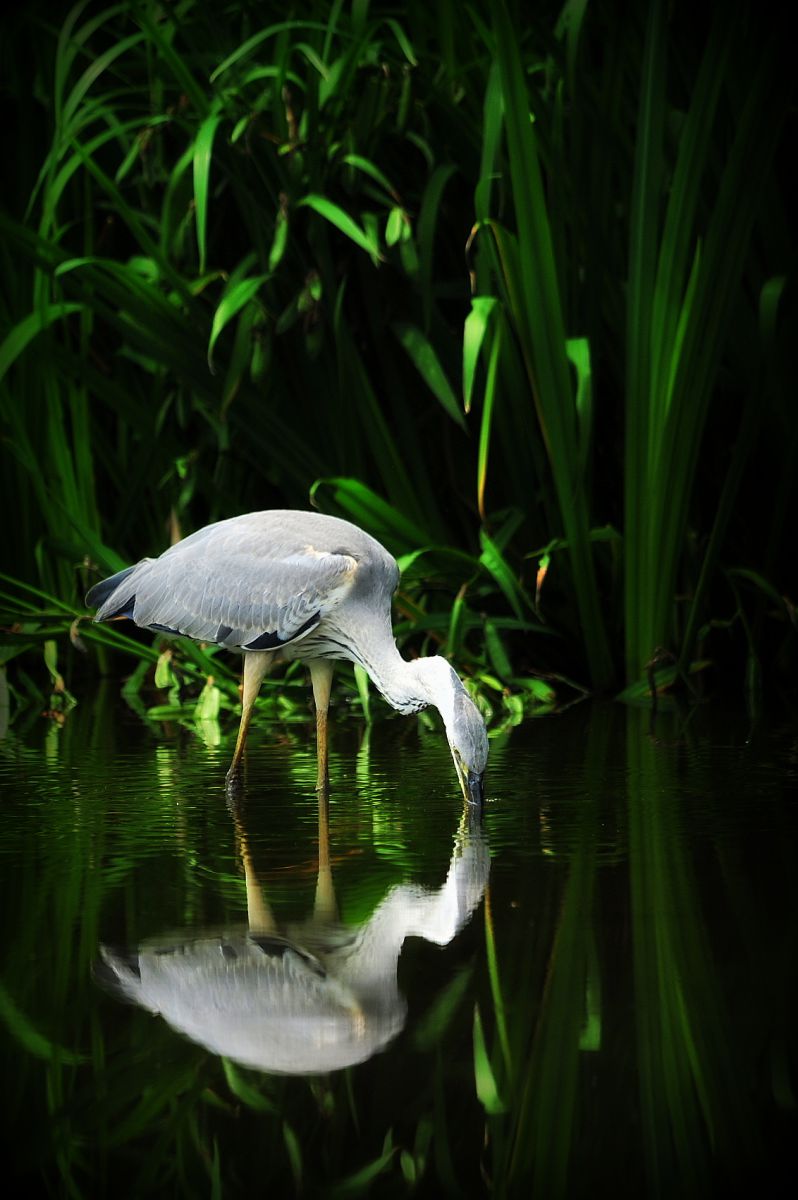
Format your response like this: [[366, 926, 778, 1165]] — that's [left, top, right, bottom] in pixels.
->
[[86, 510, 488, 800], [97, 795, 489, 1075]]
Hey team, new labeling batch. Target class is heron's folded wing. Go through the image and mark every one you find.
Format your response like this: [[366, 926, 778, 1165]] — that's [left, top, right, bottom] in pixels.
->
[[94, 532, 358, 649]]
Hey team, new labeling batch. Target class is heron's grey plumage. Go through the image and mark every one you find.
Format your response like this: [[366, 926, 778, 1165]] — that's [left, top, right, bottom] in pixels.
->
[[87, 510, 488, 792], [452, 682, 489, 776], [89, 511, 389, 650]]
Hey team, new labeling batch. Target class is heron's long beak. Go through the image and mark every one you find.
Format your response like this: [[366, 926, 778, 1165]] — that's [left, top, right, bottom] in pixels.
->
[[466, 769, 484, 807], [451, 746, 485, 807]]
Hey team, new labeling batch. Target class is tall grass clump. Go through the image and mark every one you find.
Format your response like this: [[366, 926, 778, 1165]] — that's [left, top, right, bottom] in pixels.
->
[[0, 0, 793, 709]]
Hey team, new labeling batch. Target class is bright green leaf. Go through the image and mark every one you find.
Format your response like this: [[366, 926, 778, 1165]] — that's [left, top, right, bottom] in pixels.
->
[[298, 194, 381, 261], [207, 275, 268, 370], [193, 112, 223, 274], [463, 296, 497, 413]]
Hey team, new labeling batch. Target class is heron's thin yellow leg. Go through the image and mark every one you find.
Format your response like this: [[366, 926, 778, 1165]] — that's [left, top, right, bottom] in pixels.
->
[[309, 659, 334, 792], [227, 651, 272, 781]]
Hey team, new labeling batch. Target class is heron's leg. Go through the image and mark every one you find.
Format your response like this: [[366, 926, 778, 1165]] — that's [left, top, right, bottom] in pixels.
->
[[309, 659, 334, 792], [226, 651, 272, 781]]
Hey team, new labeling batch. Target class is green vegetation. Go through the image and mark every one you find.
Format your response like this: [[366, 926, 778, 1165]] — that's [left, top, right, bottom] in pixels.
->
[[2, 698, 793, 1196], [1, 0, 794, 730]]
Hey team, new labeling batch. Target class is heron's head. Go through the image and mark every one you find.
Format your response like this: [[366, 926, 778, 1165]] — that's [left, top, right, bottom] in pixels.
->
[[412, 657, 488, 805]]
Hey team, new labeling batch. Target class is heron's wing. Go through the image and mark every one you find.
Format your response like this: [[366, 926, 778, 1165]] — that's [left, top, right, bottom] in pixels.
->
[[91, 525, 360, 649]]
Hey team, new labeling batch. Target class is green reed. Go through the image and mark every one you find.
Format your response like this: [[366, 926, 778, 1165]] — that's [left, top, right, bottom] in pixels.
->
[[0, 0, 792, 711]]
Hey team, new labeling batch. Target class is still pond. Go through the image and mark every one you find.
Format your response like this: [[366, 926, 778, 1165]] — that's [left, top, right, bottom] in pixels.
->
[[1, 690, 796, 1197]]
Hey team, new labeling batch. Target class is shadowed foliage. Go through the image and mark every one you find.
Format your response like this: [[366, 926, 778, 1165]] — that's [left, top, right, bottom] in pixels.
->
[[0, 0, 794, 728]]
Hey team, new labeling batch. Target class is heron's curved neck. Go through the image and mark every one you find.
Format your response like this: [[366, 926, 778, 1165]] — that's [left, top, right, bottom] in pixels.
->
[[363, 644, 456, 721]]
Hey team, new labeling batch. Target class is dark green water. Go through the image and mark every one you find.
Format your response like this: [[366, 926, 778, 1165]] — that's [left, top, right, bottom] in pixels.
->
[[1, 692, 796, 1198]]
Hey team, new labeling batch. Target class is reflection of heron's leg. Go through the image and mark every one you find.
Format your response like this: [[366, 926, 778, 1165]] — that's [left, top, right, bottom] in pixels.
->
[[226, 651, 273, 782], [314, 786, 338, 923], [241, 834, 277, 934], [229, 796, 277, 934], [309, 660, 334, 792]]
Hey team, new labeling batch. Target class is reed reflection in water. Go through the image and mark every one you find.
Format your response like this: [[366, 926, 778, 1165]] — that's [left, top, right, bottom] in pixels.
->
[[0, 697, 795, 1196]]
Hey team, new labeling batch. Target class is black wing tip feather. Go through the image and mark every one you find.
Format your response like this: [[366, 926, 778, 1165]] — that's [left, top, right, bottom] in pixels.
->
[[85, 564, 137, 613], [243, 611, 320, 651]]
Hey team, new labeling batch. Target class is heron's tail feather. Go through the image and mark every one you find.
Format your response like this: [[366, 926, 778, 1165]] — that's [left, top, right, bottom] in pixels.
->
[[86, 563, 141, 619]]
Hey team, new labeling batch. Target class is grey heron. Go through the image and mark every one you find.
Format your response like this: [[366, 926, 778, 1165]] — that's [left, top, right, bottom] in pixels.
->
[[86, 510, 488, 801]]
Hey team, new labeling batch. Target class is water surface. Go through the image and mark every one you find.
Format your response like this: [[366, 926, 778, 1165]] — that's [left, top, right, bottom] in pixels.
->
[[1, 694, 796, 1197]]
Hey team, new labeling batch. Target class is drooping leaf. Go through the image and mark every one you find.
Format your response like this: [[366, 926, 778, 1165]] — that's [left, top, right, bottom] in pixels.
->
[[0, 304, 83, 384], [207, 275, 268, 371], [393, 323, 466, 430], [193, 112, 223, 274], [479, 530, 525, 620], [311, 478, 431, 553], [222, 1059, 278, 1113], [298, 194, 381, 261]]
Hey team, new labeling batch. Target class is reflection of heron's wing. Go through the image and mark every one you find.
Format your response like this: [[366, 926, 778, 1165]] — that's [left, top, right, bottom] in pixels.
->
[[98, 931, 404, 1075]]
